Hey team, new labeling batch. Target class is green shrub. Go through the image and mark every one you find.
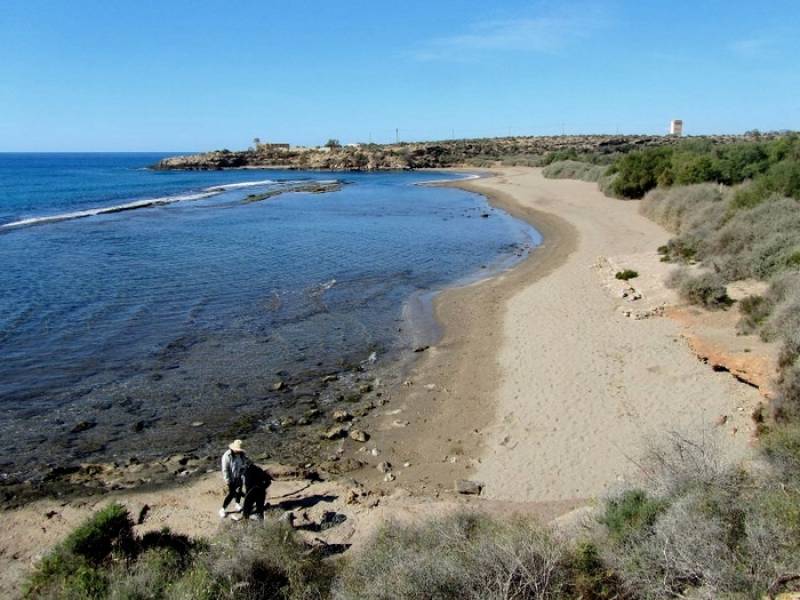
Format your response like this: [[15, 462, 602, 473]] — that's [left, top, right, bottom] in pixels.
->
[[737, 295, 771, 335], [206, 520, 334, 600], [599, 490, 666, 545], [26, 503, 136, 599], [640, 183, 725, 233], [567, 541, 626, 599], [667, 270, 732, 309], [334, 512, 569, 600], [107, 547, 184, 599], [62, 503, 136, 564], [610, 146, 674, 199], [614, 269, 638, 281], [542, 160, 608, 182], [761, 424, 800, 481]]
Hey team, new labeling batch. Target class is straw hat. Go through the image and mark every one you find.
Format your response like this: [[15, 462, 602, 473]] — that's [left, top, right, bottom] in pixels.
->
[[229, 439, 244, 453]]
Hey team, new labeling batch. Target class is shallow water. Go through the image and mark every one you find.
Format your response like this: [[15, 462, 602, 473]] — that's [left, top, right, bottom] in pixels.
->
[[0, 154, 539, 478]]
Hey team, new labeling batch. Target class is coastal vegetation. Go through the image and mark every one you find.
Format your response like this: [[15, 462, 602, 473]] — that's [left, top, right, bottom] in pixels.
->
[[153, 134, 765, 172], [544, 133, 800, 422], [541, 160, 609, 182], [26, 426, 800, 599]]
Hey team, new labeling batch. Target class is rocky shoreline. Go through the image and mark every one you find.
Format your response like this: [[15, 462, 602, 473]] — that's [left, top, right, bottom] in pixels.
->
[[0, 350, 409, 509], [153, 134, 766, 172]]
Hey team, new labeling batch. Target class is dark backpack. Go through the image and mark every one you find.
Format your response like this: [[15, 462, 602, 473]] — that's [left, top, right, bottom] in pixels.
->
[[243, 463, 271, 491]]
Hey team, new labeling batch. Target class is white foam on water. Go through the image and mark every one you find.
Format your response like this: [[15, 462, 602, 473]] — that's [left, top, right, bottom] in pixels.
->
[[413, 173, 482, 187], [204, 179, 276, 192], [1, 191, 219, 230], [0, 178, 301, 230]]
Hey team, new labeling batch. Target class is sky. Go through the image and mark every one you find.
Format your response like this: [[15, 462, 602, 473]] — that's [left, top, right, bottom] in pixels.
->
[[1, 0, 799, 151]]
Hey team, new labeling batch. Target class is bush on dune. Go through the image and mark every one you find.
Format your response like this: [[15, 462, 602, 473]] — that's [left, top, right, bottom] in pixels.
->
[[599, 432, 800, 599], [666, 269, 732, 309], [25, 507, 330, 600], [542, 160, 609, 182], [334, 512, 571, 600]]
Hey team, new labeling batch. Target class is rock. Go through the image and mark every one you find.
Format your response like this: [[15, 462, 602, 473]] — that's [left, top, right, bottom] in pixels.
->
[[304, 408, 321, 419], [281, 416, 297, 428], [455, 480, 483, 495], [319, 457, 364, 474], [319, 511, 347, 530], [384, 473, 396, 482], [349, 429, 369, 443], [377, 461, 392, 473], [403, 462, 412, 468], [264, 463, 320, 481], [413, 345, 430, 353], [370, 448, 380, 456], [191, 421, 204, 427], [322, 374, 339, 383], [332, 409, 353, 422], [322, 426, 348, 440], [358, 383, 373, 394], [70, 420, 96, 434], [272, 381, 288, 391], [715, 414, 728, 427]]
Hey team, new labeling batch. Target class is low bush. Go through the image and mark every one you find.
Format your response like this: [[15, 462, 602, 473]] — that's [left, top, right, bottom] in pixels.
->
[[667, 269, 732, 309], [26, 507, 329, 600], [599, 490, 666, 545], [615, 269, 638, 281], [640, 183, 725, 233], [542, 160, 608, 182], [25, 503, 136, 599], [334, 512, 570, 600]]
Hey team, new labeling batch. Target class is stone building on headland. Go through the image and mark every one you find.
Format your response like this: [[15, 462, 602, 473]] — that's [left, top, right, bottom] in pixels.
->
[[670, 119, 683, 136]]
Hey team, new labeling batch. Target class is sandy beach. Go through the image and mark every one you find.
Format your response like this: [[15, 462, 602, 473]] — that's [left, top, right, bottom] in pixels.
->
[[354, 167, 764, 503], [0, 167, 771, 596]]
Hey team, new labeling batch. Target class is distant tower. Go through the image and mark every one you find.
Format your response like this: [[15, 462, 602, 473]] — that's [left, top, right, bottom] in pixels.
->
[[670, 119, 683, 136]]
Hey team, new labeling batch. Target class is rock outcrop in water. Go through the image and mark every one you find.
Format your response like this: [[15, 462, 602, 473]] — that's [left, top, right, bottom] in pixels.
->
[[153, 134, 765, 172]]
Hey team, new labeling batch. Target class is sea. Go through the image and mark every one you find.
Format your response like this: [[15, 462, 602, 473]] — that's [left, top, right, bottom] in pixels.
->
[[0, 153, 539, 482]]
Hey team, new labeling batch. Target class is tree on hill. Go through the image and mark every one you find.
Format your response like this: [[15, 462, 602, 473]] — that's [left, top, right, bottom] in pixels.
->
[[325, 138, 341, 149]]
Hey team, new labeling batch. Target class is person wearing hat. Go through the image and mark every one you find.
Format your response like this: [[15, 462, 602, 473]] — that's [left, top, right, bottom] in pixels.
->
[[219, 439, 250, 518]]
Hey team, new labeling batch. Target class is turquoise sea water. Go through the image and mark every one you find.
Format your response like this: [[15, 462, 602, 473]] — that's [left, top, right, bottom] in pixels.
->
[[0, 154, 539, 478]]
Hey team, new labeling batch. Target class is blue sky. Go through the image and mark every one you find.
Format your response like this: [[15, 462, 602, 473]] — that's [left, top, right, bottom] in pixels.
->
[[1, 1, 798, 151]]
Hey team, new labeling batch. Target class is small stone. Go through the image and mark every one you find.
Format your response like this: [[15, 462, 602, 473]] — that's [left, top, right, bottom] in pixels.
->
[[455, 480, 483, 495], [425, 384, 436, 391], [281, 416, 297, 428], [370, 448, 380, 456], [403, 462, 411, 468], [272, 381, 287, 391], [332, 409, 353, 422], [377, 461, 392, 473], [715, 415, 728, 427], [358, 383, 373, 394], [70, 420, 96, 434], [191, 421, 204, 427], [322, 426, 348, 440], [322, 374, 339, 383], [384, 473, 396, 482], [413, 345, 430, 353], [349, 429, 370, 443]]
